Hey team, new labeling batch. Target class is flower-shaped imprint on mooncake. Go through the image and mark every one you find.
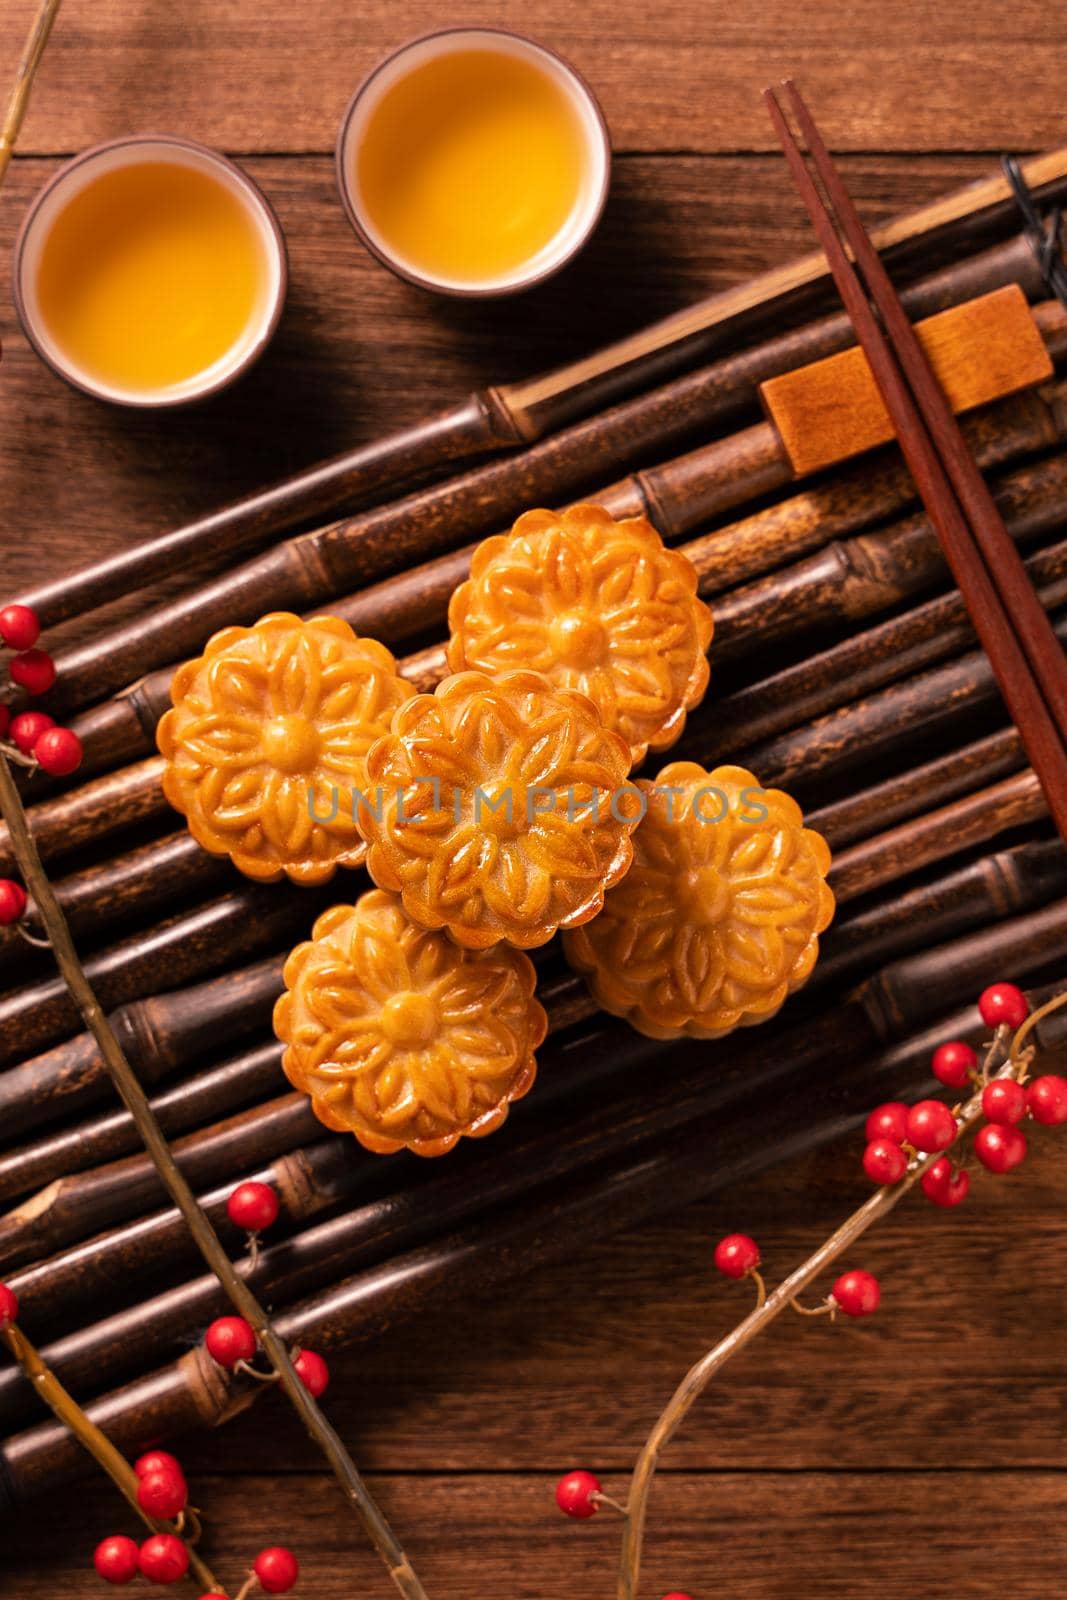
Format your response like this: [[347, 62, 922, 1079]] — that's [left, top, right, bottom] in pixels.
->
[[564, 762, 834, 1040], [274, 889, 547, 1155], [158, 612, 413, 885], [446, 505, 713, 767], [357, 669, 642, 949]]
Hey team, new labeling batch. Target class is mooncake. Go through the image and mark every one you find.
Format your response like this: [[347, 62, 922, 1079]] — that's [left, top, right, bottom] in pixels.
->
[[356, 669, 641, 948], [274, 889, 547, 1155], [157, 612, 412, 884], [446, 505, 713, 766], [564, 762, 834, 1039]]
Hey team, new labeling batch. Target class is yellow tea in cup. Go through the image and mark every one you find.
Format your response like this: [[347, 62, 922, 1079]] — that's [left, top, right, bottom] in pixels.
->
[[14, 138, 286, 406], [337, 30, 610, 296]]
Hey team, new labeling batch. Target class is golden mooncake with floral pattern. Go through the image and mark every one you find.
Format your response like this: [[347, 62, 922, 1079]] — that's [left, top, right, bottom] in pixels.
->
[[565, 762, 834, 1040], [357, 669, 642, 949], [274, 889, 546, 1156], [158, 612, 412, 885], [446, 505, 713, 767]]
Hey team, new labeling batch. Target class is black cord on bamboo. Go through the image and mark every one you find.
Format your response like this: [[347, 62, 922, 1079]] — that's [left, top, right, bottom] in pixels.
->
[[1003, 154, 1067, 308]]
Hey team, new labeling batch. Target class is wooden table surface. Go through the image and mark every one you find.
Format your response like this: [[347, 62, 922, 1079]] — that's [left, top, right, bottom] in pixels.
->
[[1, 1, 1065, 1595]]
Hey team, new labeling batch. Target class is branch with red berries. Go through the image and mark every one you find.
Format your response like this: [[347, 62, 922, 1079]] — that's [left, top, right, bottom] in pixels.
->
[[0, 606, 430, 1600], [0, 1183, 338, 1596], [553, 980, 1067, 1600], [0, 604, 84, 937]]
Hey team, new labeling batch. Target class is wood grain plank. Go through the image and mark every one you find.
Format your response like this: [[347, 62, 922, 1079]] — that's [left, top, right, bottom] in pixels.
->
[[1, 5, 1065, 1590], [4, 1469, 1066, 1597], [3, 0, 1067, 155]]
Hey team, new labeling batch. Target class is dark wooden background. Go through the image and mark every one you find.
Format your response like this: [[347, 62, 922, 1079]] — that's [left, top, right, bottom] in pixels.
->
[[1, 1, 1065, 1594]]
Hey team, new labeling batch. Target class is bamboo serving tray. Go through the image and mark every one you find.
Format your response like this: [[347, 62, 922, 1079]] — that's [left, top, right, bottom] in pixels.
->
[[2, 146, 1067, 1505]]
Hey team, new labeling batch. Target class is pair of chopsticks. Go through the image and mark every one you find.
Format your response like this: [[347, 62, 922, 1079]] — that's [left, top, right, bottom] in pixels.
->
[[765, 81, 1067, 845]]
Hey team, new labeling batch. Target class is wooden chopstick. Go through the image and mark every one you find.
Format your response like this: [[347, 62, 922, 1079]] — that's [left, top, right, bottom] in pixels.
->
[[782, 79, 1067, 740], [764, 82, 1067, 845]]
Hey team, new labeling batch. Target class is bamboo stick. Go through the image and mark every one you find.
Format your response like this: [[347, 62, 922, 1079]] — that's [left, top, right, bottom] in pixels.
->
[[809, 726, 1025, 847], [744, 612, 1067, 799], [4, 829, 229, 952], [813, 836, 1067, 990], [709, 534, 1067, 757], [829, 770, 1047, 900], [13, 216, 1053, 634], [11, 880, 1061, 1347], [0, 887, 328, 1070], [0, 953, 283, 1142], [0, 1038, 286, 1204], [707, 447, 1067, 665], [4, 942, 1065, 1502], [5, 1138, 355, 1333], [0, 1094, 318, 1276], [0, 992, 940, 1424]]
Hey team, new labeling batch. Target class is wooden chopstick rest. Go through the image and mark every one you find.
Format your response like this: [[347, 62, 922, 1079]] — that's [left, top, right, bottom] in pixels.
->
[[760, 284, 1054, 476]]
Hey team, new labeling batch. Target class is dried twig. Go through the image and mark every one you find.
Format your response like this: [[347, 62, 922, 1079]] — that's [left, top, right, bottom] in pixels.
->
[[615, 991, 1067, 1599], [0, 0, 62, 191], [0, 1319, 221, 1592], [0, 751, 430, 1600]]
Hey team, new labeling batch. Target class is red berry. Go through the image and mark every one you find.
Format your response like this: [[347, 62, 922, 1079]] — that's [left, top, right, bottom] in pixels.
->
[[975, 1122, 1027, 1174], [10, 648, 55, 695], [555, 1469, 602, 1518], [713, 1233, 760, 1279], [931, 1040, 978, 1089], [293, 1347, 330, 1398], [920, 1156, 969, 1208], [906, 1100, 957, 1153], [981, 1079, 1027, 1126], [661, 1595, 696, 1600], [864, 1101, 908, 1144], [831, 1269, 880, 1318], [1027, 1074, 1067, 1126], [94, 1534, 140, 1584], [137, 1467, 187, 1519], [197, 1595, 230, 1599], [862, 1137, 907, 1185], [33, 725, 82, 776], [0, 604, 40, 652], [253, 1546, 300, 1594], [138, 1533, 189, 1584], [226, 1179, 279, 1233], [978, 982, 1028, 1030], [0, 1283, 18, 1328], [0, 880, 26, 925], [0, 706, 9, 739], [204, 1315, 256, 1368], [134, 1449, 184, 1480], [10, 709, 53, 753]]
